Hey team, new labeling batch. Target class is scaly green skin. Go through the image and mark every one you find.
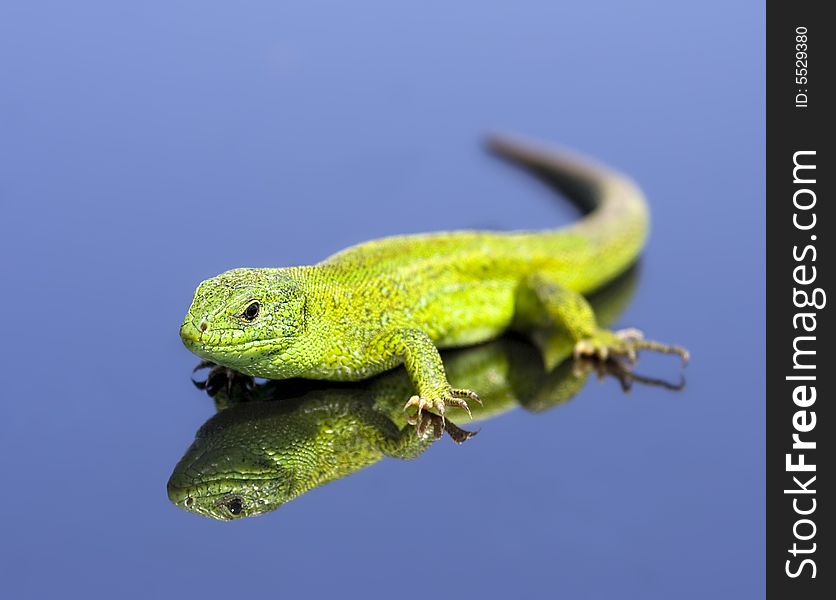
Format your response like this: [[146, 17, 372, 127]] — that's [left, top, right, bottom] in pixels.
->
[[168, 270, 652, 520], [167, 392, 433, 520], [180, 135, 686, 417]]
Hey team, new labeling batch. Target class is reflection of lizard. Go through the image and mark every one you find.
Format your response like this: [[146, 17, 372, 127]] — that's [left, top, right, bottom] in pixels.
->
[[180, 136, 687, 419], [168, 270, 683, 520]]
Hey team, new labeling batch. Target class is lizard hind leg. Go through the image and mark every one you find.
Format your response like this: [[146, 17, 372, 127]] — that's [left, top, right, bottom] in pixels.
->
[[515, 272, 689, 368]]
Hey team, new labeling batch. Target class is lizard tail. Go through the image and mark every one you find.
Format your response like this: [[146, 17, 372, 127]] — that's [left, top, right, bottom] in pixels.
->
[[485, 134, 649, 291]]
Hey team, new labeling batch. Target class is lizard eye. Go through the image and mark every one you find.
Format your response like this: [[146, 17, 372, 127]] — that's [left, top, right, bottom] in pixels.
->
[[225, 496, 245, 515], [242, 301, 260, 321]]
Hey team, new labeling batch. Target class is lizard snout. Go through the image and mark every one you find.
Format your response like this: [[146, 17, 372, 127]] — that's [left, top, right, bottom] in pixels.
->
[[180, 319, 207, 346]]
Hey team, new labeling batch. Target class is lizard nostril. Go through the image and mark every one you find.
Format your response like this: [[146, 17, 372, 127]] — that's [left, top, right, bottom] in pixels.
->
[[199, 322, 208, 332]]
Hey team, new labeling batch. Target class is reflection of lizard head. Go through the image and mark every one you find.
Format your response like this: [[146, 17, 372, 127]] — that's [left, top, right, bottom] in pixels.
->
[[167, 397, 386, 520], [179, 268, 307, 377], [167, 435, 294, 520]]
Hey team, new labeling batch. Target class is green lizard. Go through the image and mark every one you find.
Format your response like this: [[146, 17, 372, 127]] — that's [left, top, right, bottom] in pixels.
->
[[180, 135, 687, 418], [169, 270, 682, 520]]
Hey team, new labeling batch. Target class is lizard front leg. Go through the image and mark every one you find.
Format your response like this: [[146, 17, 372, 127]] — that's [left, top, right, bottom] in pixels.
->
[[367, 328, 480, 420], [516, 273, 689, 366]]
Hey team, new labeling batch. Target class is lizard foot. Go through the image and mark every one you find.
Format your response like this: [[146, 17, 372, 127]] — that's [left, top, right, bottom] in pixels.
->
[[403, 387, 482, 421], [572, 357, 686, 392], [407, 411, 480, 443], [573, 328, 689, 366], [192, 361, 255, 399]]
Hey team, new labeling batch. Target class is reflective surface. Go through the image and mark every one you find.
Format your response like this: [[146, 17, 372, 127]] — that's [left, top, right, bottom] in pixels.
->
[[1, 1, 763, 598]]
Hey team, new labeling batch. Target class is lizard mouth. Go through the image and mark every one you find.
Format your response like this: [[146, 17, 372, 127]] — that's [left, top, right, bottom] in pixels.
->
[[187, 337, 276, 352], [180, 321, 277, 354]]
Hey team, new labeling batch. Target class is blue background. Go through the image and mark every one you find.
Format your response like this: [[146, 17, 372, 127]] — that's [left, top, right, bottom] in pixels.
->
[[0, 1, 764, 598]]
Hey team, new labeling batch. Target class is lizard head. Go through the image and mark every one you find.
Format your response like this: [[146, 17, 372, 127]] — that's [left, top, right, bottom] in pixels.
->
[[167, 394, 384, 520], [166, 432, 296, 521], [180, 268, 307, 377]]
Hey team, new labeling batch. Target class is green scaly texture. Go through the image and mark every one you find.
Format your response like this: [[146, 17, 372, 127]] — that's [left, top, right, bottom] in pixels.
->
[[180, 135, 686, 417], [168, 269, 660, 520]]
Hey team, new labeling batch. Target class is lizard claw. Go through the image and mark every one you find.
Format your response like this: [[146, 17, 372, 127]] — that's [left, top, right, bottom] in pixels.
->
[[573, 328, 689, 367], [192, 361, 255, 399], [448, 388, 482, 418], [403, 387, 481, 421], [406, 411, 479, 443], [573, 356, 687, 392], [404, 395, 432, 418]]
